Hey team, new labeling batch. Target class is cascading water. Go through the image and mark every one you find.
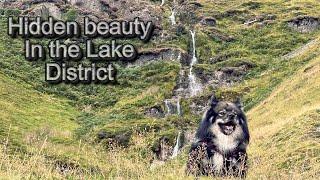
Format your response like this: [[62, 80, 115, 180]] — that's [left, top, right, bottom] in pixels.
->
[[177, 52, 181, 62], [171, 132, 181, 158], [188, 30, 203, 97], [169, 9, 176, 25], [161, 0, 165, 6], [164, 98, 181, 116], [176, 98, 181, 116], [164, 99, 172, 115]]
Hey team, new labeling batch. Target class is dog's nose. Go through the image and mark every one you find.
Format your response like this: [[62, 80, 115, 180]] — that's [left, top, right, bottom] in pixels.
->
[[228, 114, 235, 119]]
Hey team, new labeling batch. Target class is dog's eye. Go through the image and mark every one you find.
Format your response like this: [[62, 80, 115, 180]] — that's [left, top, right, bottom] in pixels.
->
[[218, 111, 225, 116]]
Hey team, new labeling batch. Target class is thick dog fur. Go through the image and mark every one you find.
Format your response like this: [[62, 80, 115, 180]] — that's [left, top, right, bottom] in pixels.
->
[[186, 97, 250, 177]]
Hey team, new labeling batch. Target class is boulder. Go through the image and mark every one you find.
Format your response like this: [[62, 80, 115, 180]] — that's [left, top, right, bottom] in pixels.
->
[[200, 17, 216, 26], [211, 65, 248, 87], [145, 106, 165, 118], [29, 3, 62, 19], [68, 0, 84, 6], [177, 2, 200, 25], [151, 131, 186, 161], [287, 16, 320, 33]]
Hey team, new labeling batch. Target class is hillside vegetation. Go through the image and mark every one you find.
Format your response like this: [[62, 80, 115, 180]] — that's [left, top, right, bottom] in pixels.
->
[[0, 0, 319, 179]]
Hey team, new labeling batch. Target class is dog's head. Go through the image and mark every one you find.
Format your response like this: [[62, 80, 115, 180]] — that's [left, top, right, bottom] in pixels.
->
[[209, 97, 244, 135], [197, 96, 249, 142]]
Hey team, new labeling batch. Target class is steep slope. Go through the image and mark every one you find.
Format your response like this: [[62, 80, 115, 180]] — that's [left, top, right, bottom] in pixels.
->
[[0, 72, 80, 178], [123, 38, 320, 179], [0, 73, 121, 179], [0, 72, 78, 147], [247, 37, 320, 178]]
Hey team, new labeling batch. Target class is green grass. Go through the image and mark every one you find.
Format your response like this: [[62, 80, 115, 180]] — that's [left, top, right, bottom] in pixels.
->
[[247, 51, 320, 179], [0, 72, 78, 148]]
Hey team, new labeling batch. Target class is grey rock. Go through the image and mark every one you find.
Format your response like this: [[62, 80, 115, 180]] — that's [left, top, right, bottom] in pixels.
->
[[200, 17, 216, 26], [126, 48, 189, 68], [175, 23, 187, 36], [29, 3, 62, 19], [189, 95, 211, 115], [145, 106, 165, 118], [287, 16, 320, 33]]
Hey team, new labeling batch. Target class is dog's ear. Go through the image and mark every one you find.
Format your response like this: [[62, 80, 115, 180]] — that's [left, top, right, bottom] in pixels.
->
[[210, 95, 219, 107], [234, 98, 244, 111]]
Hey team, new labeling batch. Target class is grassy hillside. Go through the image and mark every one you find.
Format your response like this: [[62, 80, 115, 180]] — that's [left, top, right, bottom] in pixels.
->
[[247, 38, 320, 178], [88, 36, 320, 179], [0, 72, 78, 146], [2, 43, 318, 179], [0, 0, 320, 179], [0, 72, 80, 178]]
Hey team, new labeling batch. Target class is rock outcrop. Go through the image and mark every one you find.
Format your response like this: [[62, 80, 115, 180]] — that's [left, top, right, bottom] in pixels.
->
[[126, 48, 190, 68], [200, 17, 216, 27], [244, 14, 276, 27], [287, 16, 320, 33], [28, 3, 62, 19], [145, 106, 165, 118]]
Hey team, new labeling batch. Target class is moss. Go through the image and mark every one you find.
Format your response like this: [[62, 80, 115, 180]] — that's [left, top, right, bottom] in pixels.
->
[[64, 8, 78, 21], [0, 9, 21, 16]]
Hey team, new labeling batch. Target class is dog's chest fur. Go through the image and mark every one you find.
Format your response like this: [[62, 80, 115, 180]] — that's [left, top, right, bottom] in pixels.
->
[[210, 125, 242, 153]]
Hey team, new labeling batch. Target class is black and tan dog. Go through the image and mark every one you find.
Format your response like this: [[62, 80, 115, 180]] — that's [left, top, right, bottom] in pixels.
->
[[186, 96, 250, 177]]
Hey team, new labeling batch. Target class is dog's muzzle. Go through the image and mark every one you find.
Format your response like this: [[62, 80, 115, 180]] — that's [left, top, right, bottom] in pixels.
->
[[218, 120, 236, 135]]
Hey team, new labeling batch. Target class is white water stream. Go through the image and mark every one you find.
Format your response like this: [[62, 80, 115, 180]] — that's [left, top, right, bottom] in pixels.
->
[[169, 9, 176, 25], [176, 98, 181, 116], [171, 132, 181, 158], [164, 99, 172, 115], [161, 0, 165, 6], [188, 30, 203, 97]]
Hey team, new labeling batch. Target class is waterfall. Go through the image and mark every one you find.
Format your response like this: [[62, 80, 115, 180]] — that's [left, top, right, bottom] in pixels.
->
[[171, 132, 181, 158], [177, 52, 181, 61], [169, 9, 176, 25], [176, 98, 181, 116], [188, 30, 203, 97], [164, 99, 172, 115], [161, 0, 165, 6], [164, 99, 181, 116]]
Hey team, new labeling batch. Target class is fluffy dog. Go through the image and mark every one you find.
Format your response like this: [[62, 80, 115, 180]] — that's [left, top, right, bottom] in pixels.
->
[[186, 96, 250, 177]]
